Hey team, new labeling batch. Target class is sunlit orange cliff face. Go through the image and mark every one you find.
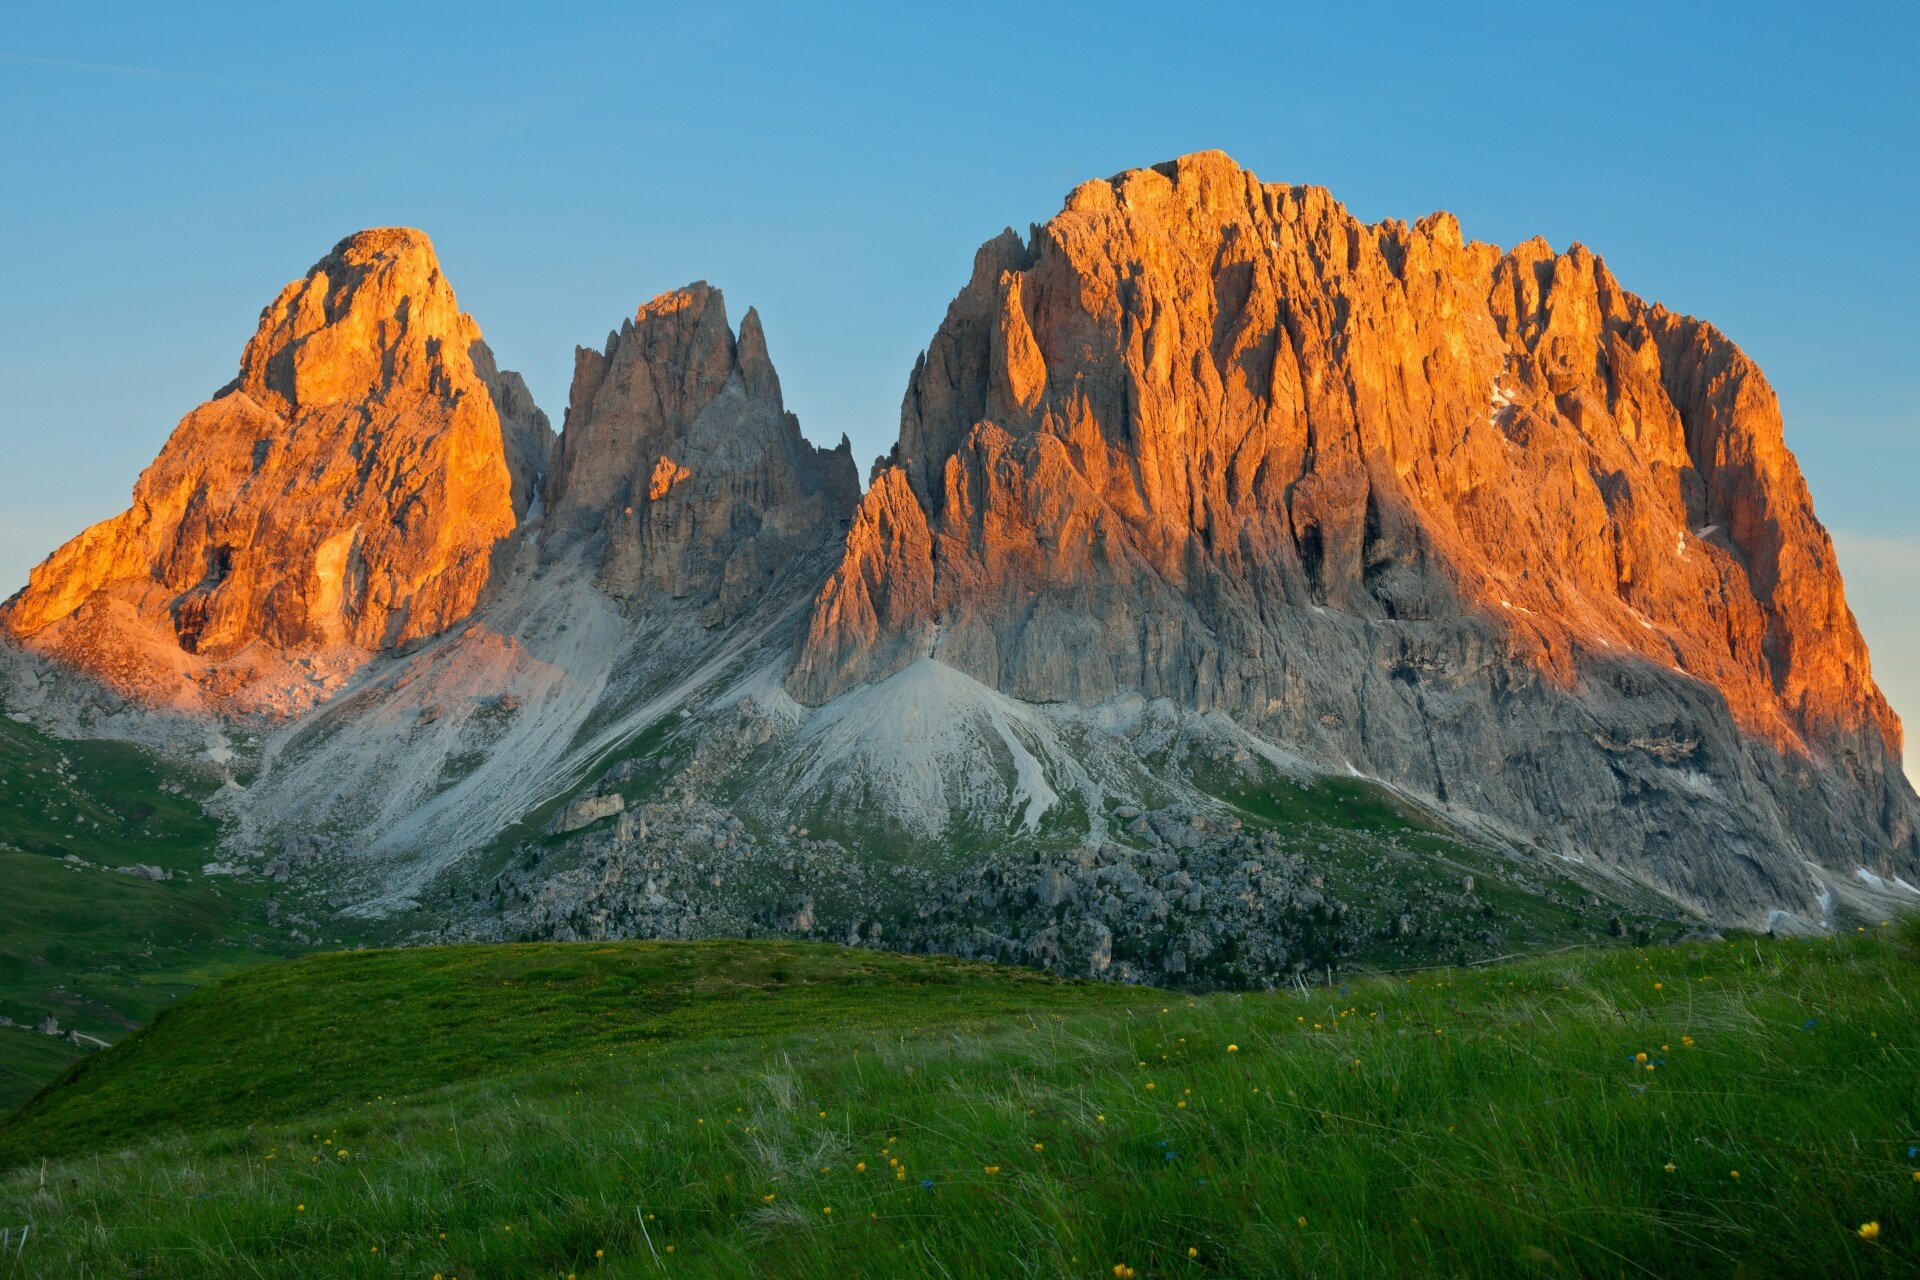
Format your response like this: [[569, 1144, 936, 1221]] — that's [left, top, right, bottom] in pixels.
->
[[792, 152, 1895, 761], [786, 152, 1911, 903], [0, 229, 551, 716]]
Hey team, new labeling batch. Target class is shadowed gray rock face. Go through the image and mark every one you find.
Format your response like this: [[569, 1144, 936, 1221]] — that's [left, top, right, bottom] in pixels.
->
[[542, 282, 860, 626]]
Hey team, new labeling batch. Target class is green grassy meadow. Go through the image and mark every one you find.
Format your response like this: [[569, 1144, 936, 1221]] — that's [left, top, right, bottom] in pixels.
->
[[3, 928, 1916, 1278], [0, 714, 308, 1109]]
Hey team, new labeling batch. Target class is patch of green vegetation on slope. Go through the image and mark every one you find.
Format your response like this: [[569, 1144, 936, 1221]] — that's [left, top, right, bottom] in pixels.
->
[[1184, 752, 1680, 968], [0, 714, 309, 1109], [0, 940, 1147, 1162], [3, 929, 1917, 1277]]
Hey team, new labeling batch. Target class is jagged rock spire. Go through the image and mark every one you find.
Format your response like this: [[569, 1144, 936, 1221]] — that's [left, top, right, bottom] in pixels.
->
[[542, 282, 858, 625]]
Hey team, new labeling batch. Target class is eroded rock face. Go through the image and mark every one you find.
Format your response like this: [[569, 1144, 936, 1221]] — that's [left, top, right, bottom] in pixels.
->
[[791, 151, 1918, 911], [542, 283, 859, 624], [1, 228, 552, 716]]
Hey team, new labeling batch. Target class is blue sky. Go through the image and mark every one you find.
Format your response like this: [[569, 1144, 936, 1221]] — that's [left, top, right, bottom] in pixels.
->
[[1, 2, 1913, 777]]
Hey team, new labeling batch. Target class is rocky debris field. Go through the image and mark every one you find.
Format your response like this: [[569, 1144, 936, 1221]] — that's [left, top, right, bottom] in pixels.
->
[[455, 770, 1674, 986]]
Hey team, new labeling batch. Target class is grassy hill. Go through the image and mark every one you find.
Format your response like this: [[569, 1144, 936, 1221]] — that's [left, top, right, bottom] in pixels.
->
[[0, 710, 297, 1113], [0, 713, 313, 1109], [3, 930, 1917, 1277]]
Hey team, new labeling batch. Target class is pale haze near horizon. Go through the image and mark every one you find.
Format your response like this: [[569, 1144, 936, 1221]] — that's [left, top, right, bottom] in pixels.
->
[[0, 2, 1913, 781]]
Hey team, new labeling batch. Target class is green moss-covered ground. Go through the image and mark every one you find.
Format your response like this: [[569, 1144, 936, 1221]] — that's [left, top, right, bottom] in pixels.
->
[[4, 928, 1916, 1277]]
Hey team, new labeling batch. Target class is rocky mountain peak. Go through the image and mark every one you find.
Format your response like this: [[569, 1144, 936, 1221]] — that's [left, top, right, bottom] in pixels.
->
[[234, 228, 454, 415], [801, 151, 1896, 751], [542, 283, 858, 624], [792, 150, 1916, 907], [0, 228, 551, 716]]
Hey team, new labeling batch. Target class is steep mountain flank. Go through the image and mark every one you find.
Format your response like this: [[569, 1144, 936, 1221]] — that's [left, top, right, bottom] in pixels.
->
[[0, 229, 551, 716], [790, 151, 1917, 921], [543, 283, 859, 624], [221, 287, 860, 909]]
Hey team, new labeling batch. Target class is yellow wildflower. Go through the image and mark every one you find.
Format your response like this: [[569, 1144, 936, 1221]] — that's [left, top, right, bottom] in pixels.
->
[[1858, 1221, 1881, 1241]]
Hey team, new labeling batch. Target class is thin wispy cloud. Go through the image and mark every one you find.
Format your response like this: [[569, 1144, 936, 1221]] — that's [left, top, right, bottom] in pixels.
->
[[0, 50, 353, 99]]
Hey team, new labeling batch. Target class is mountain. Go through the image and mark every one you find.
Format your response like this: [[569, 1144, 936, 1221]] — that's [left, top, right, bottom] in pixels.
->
[[0, 229, 551, 717], [791, 151, 1917, 921], [2, 154, 1915, 998]]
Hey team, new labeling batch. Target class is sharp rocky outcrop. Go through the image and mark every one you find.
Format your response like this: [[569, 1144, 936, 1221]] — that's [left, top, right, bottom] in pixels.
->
[[542, 283, 859, 624], [0, 228, 551, 716]]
